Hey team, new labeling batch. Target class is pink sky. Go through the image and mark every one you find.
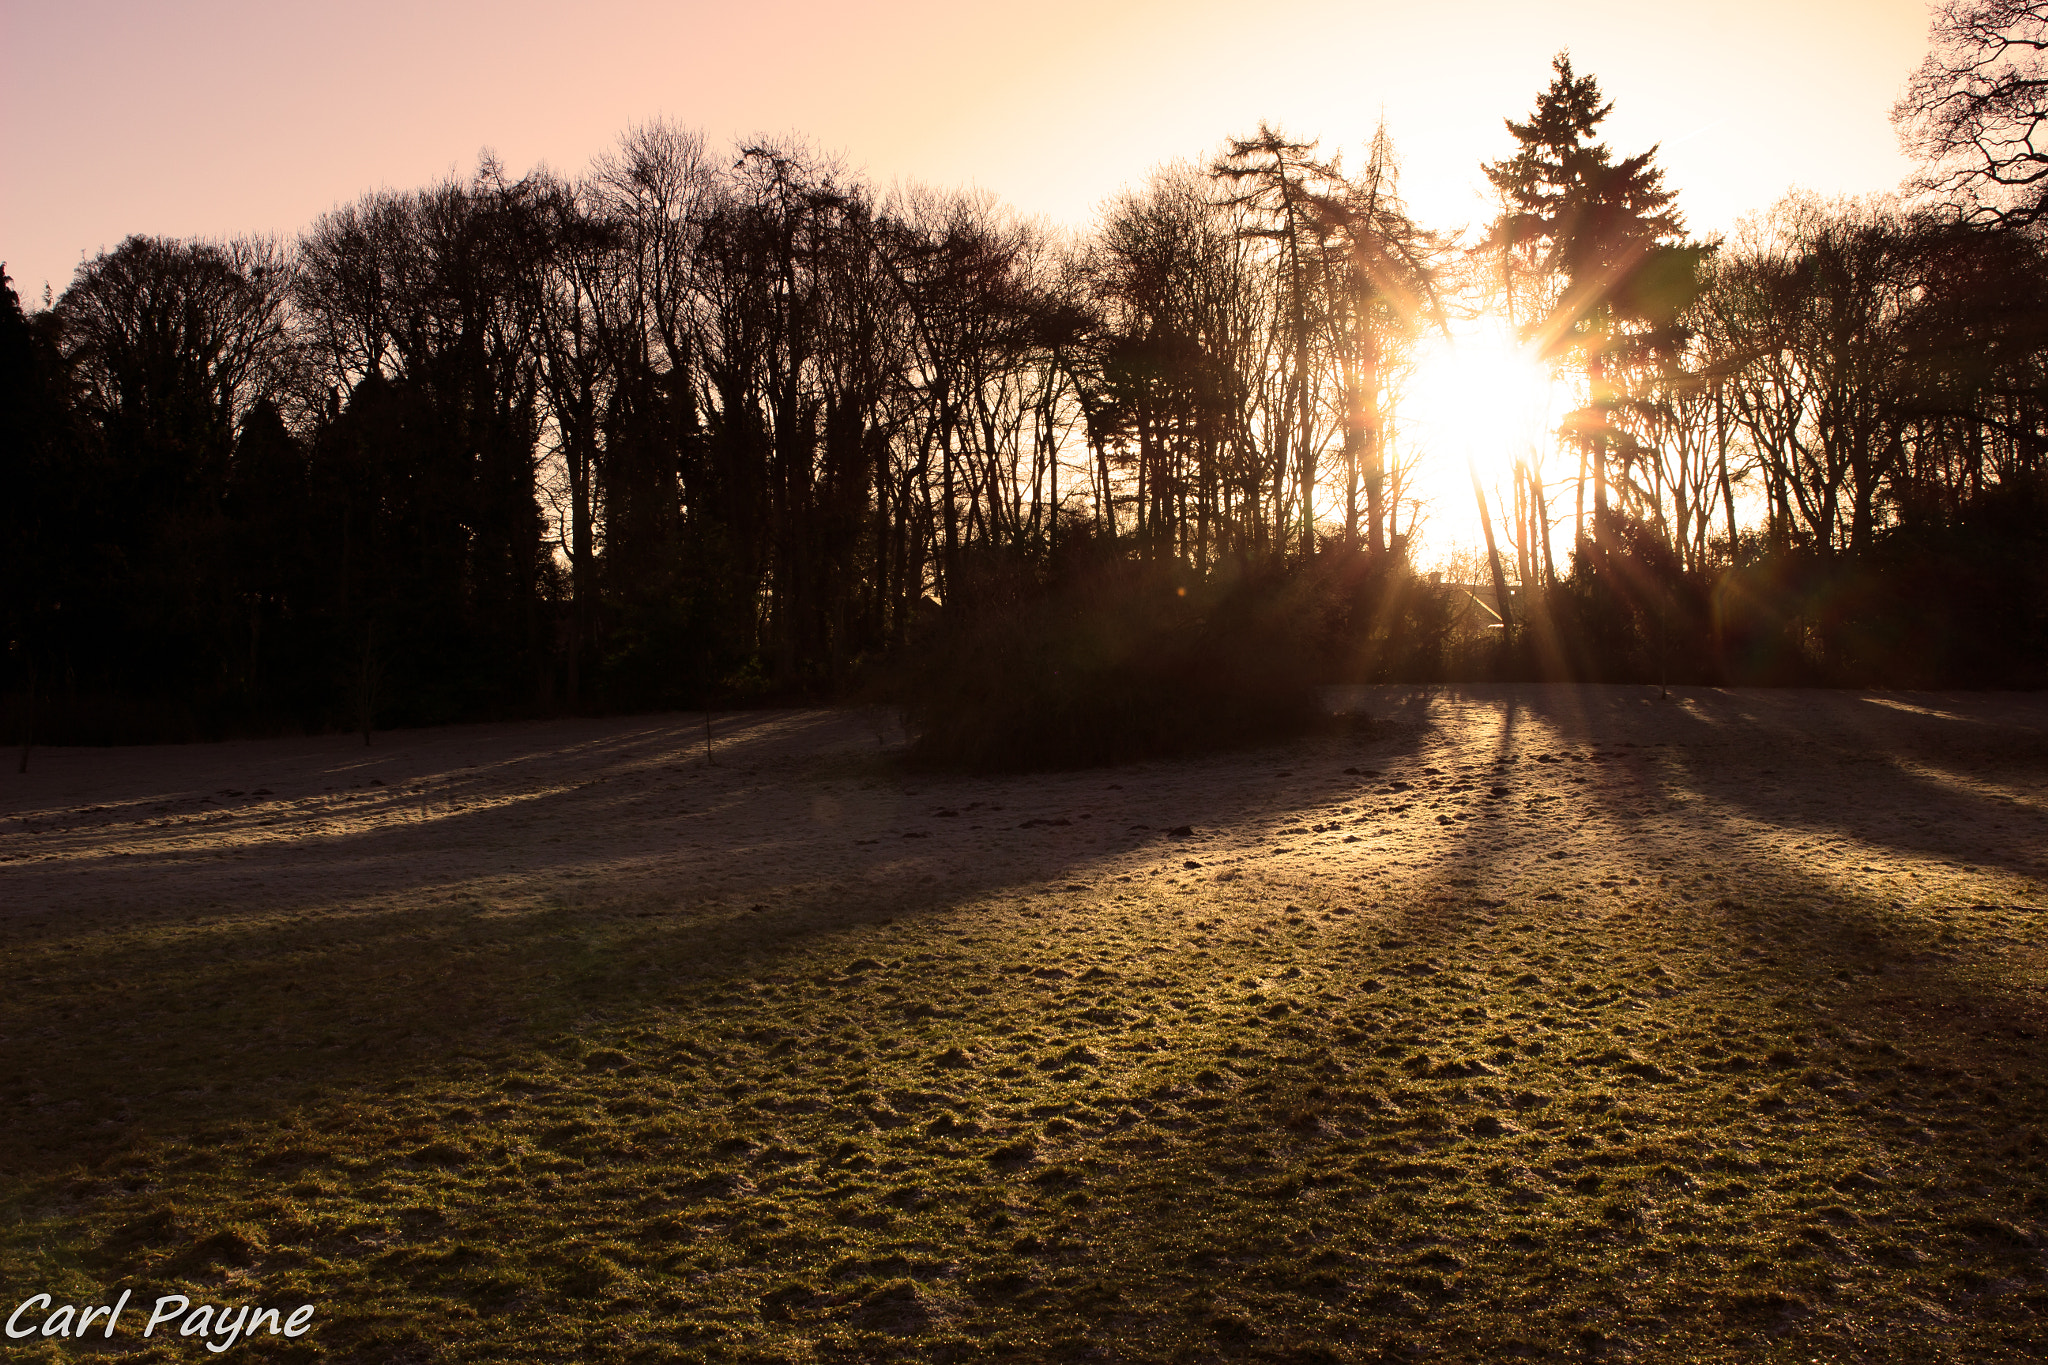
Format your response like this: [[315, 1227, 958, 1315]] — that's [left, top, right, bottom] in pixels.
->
[[4, 0, 1934, 303]]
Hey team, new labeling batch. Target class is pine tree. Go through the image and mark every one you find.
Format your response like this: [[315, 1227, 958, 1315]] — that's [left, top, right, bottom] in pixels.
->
[[1484, 53, 1689, 546]]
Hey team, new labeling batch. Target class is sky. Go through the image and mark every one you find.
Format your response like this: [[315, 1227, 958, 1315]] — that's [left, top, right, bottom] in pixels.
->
[[4, 0, 1940, 305]]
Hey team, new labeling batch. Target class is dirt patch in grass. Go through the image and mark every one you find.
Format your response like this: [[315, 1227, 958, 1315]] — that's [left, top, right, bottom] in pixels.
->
[[3, 687, 2047, 1360]]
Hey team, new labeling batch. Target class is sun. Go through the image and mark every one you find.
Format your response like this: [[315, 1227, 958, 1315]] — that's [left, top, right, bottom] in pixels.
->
[[1402, 318, 1560, 474], [1394, 317, 1569, 566]]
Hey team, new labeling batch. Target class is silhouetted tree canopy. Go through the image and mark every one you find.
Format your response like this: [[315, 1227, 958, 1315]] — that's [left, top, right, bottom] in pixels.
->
[[8, 38, 2048, 753], [1896, 1, 2048, 231]]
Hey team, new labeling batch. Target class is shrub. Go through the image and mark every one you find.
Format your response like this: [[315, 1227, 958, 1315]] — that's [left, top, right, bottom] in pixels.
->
[[899, 547, 1324, 771]]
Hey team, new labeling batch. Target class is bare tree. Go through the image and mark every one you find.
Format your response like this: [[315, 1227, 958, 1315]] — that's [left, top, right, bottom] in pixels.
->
[[1215, 125, 1342, 558], [1313, 123, 1441, 553], [1896, 1, 2048, 231]]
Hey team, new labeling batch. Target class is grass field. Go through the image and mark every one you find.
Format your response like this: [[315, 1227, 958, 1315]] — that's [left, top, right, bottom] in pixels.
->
[[3, 686, 2046, 1362]]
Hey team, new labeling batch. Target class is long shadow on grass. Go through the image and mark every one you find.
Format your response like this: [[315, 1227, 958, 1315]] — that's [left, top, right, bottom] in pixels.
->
[[1399, 683, 2048, 886], [1357, 686, 2048, 1357], [1640, 688, 2045, 882], [0, 706, 1439, 1184], [1, 708, 1449, 1357], [10, 691, 2046, 1361]]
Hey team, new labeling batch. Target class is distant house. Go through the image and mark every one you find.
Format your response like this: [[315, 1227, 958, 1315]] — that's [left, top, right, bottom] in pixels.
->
[[1433, 576, 1517, 631]]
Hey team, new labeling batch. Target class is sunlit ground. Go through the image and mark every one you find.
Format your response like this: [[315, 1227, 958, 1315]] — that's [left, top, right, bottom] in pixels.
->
[[3, 690, 2046, 1360]]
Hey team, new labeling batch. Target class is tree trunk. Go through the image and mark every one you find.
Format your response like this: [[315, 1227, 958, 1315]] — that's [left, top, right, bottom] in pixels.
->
[[1574, 443, 1587, 552], [1471, 458, 1514, 636], [16, 657, 35, 775], [568, 419, 593, 707], [1362, 337, 1385, 553], [357, 621, 376, 747], [1589, 349, 1609, 541]]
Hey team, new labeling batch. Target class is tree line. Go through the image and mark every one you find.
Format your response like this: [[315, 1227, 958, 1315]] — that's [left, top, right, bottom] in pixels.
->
[[6, 5, 2047, 750]]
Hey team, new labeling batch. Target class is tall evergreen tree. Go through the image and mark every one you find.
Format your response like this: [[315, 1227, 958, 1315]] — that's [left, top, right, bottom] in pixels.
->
[[1484, 54, 1689, 546]]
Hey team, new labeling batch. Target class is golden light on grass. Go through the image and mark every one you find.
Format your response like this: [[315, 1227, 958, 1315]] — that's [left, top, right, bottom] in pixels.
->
[[4, 692, 2046, 1358], [7, 691, 2047, 1357]]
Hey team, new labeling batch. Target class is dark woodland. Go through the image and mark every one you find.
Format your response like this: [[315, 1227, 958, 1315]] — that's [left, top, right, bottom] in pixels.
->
[[7, 13, 2048, 758]]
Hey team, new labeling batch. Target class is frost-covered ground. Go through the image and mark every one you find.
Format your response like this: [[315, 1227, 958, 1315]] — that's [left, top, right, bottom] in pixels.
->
[[3, 686, 2045, 1361]]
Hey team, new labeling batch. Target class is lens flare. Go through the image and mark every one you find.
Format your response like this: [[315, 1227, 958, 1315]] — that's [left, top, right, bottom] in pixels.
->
[[1395, 318, 1568, 565]]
